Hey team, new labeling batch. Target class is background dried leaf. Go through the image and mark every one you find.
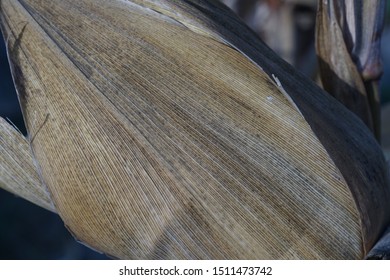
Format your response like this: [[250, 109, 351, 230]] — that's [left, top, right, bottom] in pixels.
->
[[316, 0, 385, 139]]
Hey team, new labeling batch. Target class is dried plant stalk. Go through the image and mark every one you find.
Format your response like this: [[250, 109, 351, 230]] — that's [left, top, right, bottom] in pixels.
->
[[0, 0, 389, 259]]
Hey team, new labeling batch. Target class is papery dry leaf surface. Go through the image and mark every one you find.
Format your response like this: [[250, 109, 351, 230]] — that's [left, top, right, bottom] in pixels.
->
[[0, 0, 389, 259]]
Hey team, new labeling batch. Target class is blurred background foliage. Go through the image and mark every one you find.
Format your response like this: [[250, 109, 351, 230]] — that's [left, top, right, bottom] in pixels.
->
[[0, 0, 389, 259]]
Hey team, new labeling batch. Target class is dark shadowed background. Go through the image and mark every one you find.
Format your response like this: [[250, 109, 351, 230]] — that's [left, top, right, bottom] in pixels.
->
[[0, 0, 389, 259]]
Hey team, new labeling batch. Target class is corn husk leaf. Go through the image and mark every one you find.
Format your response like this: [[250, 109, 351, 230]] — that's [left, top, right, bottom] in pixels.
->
[[315, 0, 385, 139], [0, 0, 389, 259], [0, 117, 55, 212], [366, 226, 390, 259]]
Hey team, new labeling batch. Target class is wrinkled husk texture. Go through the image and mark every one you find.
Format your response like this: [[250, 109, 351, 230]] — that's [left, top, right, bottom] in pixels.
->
[[0, 0, 389, 259]]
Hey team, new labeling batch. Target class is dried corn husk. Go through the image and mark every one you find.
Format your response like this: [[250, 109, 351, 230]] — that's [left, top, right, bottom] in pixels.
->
[[367, 226, 390, 259], [0, 0, 389, 259], [316, 0, 386, 139], [0, 118, 54, 212]]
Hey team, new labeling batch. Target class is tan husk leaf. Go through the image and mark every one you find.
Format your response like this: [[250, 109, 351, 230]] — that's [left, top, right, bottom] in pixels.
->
[[0, 117, 55, 212], [0, 0, 389, 259]]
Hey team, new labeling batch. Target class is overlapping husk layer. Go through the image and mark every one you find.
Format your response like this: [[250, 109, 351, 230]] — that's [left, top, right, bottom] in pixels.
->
[[0, 0, 389, 259]]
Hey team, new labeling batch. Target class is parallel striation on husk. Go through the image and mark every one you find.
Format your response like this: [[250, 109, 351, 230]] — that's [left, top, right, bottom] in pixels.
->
[[0, 0, 389, 259], [0, 118, 54, 212]]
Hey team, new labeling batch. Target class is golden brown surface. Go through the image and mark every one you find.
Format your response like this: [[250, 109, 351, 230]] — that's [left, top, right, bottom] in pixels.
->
[[0, 118, 54, 212], [0, 0, 389, 259]]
